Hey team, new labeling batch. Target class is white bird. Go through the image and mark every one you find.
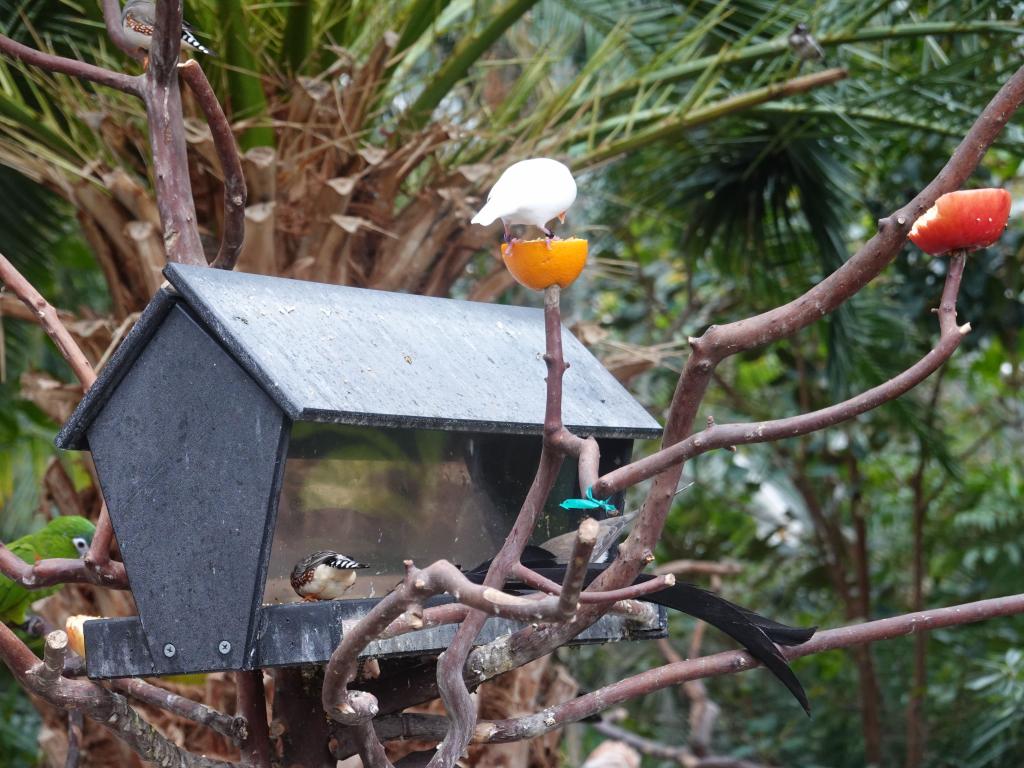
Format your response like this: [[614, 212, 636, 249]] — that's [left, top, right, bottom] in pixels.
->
[[471, 158, 577, 242]]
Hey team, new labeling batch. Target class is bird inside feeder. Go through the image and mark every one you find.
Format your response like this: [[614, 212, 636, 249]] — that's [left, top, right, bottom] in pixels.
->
[[263, 424, 589, 604]]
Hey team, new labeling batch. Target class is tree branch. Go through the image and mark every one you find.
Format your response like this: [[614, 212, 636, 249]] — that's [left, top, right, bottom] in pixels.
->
[[0, 34, 140, 94], [353, 249, 973, 715], [236, 670, 271, 768], [358, 591, 1024, 752], [593, 254, 969, 497], [0, 543, 128, 590], [556, 518, 599, 619], [323, 558, 585, 725], [0, 254, 127, 585], [653, 560, 742, 577], [83, 503, 119, 582], [325, 285, 592, 767], [510, 563, 676, 604], [0, 629, 239, 767], [0, 254, 96, 387], [141, 0, 206, 265], [179, 60, 247, 270], [65, 710, 83, 768], [602, 62, 1024, 591], [101, 0, 145, 60], [110, 678, 248, 744]]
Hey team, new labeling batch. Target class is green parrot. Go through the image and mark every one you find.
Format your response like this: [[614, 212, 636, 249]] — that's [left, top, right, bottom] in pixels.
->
[[0, 516, 95, 625]]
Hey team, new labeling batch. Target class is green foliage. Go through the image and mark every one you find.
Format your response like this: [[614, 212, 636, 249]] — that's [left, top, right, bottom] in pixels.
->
[[0, 667, 40, 768]]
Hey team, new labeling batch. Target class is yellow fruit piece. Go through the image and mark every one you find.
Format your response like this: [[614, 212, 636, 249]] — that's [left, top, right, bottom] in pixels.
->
[[65, 614, 97, 657], [501, 237, 588, 291]]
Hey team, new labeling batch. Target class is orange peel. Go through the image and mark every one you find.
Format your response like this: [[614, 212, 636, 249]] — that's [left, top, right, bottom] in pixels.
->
[[500, 237, 588, 291]]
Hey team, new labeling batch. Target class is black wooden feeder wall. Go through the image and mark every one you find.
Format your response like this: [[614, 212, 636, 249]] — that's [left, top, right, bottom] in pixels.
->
[[57, 265, 665, 679]]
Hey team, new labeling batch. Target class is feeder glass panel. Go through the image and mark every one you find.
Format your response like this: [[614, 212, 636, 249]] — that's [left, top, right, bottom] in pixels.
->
[[263, 423, 580, 603]]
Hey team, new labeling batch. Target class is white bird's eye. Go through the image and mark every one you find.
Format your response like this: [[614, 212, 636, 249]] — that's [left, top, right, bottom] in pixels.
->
[[72, 537, 89, 556]]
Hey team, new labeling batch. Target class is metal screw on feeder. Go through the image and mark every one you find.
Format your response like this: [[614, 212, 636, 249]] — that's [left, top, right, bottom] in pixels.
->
[[163, 643, 176, 658], [218, 640, 232, 655]]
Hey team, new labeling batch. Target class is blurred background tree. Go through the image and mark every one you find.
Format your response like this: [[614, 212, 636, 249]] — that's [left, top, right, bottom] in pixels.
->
[[1, 0, 1022, 766]]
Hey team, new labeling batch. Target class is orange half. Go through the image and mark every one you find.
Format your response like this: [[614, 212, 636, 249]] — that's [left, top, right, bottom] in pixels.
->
[[501, 238, 588, 291]]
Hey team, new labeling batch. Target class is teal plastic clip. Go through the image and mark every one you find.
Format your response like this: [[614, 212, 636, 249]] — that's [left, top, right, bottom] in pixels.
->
[[559, 487, 616, 513]]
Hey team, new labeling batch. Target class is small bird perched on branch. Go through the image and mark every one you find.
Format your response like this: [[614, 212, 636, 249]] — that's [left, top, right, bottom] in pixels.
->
[[464, 544, 815, 713], [290, 550, 368, 601], [788, 23, 825, 63], [0, 516, 94, 626], [471, 158, 577, 243], [121, 0, 216, 57]]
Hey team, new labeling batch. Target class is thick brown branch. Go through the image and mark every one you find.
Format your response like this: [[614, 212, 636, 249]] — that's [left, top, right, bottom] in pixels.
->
[[142, 1, 205, 265], [0, 34, 140, 94], [180, 60, 247, 270], [337, 285, 591, 767], [349, 63, 1024, 755], [379, 602, 471, 641], [0, 628, 237, 767], [236, 671, 271, 768], [110, 678, 248, 744], [418, 284, 579, 768], [353, 721, 394, 768]]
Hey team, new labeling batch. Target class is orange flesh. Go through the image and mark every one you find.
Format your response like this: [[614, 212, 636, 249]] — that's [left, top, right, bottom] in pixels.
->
[[500, 238, 588, 291]]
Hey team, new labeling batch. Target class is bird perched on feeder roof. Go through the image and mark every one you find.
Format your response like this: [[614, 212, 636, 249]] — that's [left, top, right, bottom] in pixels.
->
[[471, 158, 578, 243], [121, 0, 216, 57], [290, 550, 368, 601], [0, 516, 95, 626]]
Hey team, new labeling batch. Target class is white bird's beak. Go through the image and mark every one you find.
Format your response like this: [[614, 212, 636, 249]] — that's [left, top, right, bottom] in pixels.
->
[[557, 212, 566, 224]]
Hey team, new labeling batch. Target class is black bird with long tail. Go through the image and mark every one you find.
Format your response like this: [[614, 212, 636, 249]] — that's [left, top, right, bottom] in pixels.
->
[[464, 542, 814, 713]]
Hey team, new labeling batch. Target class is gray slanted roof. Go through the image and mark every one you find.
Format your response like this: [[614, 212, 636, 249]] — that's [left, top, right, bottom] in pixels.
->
[[58, 264, 661, 450]]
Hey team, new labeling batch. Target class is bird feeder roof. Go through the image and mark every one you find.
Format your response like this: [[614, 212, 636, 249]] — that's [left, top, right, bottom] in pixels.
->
[[58, 264, 661, 450]]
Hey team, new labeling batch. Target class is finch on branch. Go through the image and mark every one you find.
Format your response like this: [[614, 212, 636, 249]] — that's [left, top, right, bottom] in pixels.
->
[[121, 0, 216, 57]]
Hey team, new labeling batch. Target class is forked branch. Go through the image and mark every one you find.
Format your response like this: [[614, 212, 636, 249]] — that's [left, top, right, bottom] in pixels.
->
[[0, 628, 238, 768], [594, 254, 969, 497]]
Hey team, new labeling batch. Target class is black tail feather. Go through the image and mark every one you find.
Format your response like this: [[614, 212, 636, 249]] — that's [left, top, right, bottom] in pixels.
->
[[466, 546, 814, 713]]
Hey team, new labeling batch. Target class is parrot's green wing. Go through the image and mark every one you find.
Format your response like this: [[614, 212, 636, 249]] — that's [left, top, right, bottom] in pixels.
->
[[0, 516, 94, 625], [0, 542, 61, 625]]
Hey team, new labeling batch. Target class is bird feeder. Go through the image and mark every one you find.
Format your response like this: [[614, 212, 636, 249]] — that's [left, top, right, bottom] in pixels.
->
[[56, 265, 665, 678]]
